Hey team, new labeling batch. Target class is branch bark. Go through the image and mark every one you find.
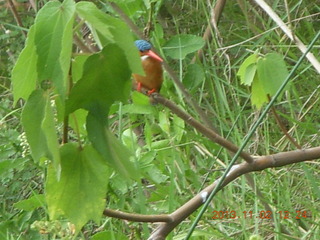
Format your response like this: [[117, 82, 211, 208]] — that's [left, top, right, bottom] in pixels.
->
[[148, 147, 320, 240], [151, 93, 254, 163]]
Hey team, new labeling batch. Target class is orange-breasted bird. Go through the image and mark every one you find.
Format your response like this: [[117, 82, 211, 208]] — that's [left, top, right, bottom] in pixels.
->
[[133, 40, 163, 94]]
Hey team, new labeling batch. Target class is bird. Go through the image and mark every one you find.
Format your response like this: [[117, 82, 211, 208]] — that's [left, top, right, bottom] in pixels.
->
[[132, 40, 163, 95]]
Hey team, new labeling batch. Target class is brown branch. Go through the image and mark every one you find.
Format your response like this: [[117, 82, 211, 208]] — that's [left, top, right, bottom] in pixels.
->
[[103, 209, 173, 223], [268, 95, 302, 149], [151, 93, 253, 163], [73, 34, 94, 54], [6, 0, 27, 37], [148, 147, 320, 240]]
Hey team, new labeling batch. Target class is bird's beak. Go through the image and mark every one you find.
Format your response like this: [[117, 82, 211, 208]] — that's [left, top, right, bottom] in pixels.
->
[[147, 50, 163, 62]]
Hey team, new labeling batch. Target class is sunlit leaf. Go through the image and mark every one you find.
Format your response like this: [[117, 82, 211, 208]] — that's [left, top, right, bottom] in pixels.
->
[[257, 53, 289, 96], [237, 53, 258, 85], [251, 75, 268, 109], [46, 143, 109, 231]]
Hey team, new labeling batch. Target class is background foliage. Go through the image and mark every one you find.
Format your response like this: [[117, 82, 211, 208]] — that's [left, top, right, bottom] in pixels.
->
[[1, 0, 320, 239]]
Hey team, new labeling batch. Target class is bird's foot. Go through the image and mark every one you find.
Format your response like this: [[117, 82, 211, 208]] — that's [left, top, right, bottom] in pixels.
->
[[147, 88, 156, 95], [137, 82, 142, 92]]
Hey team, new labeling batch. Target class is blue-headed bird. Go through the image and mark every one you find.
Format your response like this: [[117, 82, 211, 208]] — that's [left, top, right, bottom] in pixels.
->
[[133, 40, 163, 94]]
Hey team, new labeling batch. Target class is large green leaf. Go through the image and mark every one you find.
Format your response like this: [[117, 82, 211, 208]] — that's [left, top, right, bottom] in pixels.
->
[[46, 143, 109, 231], [66, 44, 131, 115], [163, 34, 205, 59], [183, 63, 205, 90], [34, 0, 75, 98], [257, 53, 289, 96], [86, 112, 139, 180], [11, 0, 75, 105], [11, 25, 38, 105], [76, 1, 143, 75]]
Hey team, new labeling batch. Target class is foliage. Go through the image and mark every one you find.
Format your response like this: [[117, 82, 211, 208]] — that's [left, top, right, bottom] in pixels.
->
[[1, 0, 320, 239], [238, 52, 289, 109]]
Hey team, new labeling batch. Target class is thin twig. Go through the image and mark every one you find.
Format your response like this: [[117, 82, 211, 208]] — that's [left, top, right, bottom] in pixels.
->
[[268, 95, 301, 149], [103, 209, 173, 223], [6, 0, 27, 37]]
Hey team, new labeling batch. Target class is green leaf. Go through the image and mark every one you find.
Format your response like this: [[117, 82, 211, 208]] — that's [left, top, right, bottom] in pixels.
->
[[72, 54, 90, 83], [131, 91, 151, 106], [257, 53, 289, 96], [251, 75, 268, 109], [69, 109, 88, 136], [21, 90, 48, 162], [163, 34, 205, 59], [242, 64, 257, 86], [237, 53, 258, 85], [11, 25, 38, 105], [86, 112, 139, 180], [34, 0, 75, 98], [46, 143, 109, 231], [173, 114, 185, 144], [14, 194, 45, 211], [76, 1, 143, 75], [183, 64, 205, 90], [66, 44, 131, 115], [91, 231, 127, 240], [121, 104, 154, 115]]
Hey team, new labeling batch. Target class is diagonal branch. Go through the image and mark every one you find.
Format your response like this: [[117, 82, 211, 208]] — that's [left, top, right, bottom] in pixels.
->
[[148, 147, 320, 240], [151, 93, 253, 163], [103, 209, 173, 223]]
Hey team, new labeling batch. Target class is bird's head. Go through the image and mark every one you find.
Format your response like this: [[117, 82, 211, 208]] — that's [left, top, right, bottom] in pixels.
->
[[135, 40, 163, 62]]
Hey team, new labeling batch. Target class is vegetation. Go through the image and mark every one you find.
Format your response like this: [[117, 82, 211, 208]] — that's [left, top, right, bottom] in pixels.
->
[[1, 0, 319, 239]]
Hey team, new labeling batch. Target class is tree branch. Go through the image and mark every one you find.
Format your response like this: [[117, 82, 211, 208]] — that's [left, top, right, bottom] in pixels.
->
[[151, 92, 253, 163], [148, 147, 320, 240], [6, 0, 27, 37], [103, 209, 173, 223]]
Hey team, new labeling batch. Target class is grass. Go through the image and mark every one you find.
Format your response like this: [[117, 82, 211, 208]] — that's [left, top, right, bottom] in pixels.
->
[[1, 0, 320, 239]]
